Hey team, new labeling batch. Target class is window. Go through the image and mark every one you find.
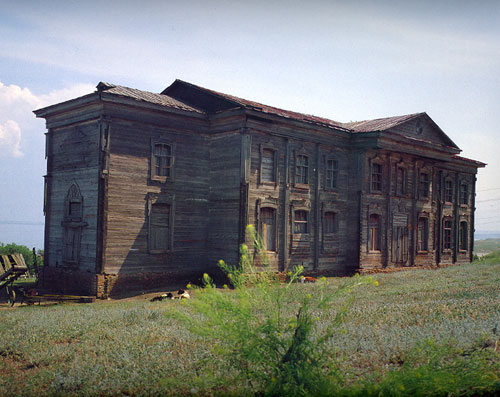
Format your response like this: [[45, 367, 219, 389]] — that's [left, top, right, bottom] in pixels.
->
[[417, 217, 428, 251], [443, 219, 452, 250], [294, 210, 308, 234], [396, 167, 406, 196], [325, 158, 338, 189], [419, 172, 430, 198], [371, 163, 382, 192], [62, 184, 85, 264], [260, 207, 276, 251], [149, 203, 171, 252], [460, 183, 469, 205], [369, 214, 381, 251], [261, 148, 276, 183], [323, 212, 337, 234], [152, 143, 173, 181], [444, 180, 453, 202], [460, 221, 468, 251], [296, 155, 309, 184]]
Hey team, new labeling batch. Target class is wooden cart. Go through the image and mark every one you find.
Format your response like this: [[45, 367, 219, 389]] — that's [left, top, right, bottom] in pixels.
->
[[0, 253, 30, 305]]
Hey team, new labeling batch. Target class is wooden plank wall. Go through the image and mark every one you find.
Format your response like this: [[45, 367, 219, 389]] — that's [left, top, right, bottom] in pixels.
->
[[46, 122, 100, 273], [207, 132, 242, 267], [104, 118, 211, 276]]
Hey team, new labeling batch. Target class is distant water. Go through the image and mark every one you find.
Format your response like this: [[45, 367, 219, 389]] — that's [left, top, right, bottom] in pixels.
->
[[475, 231, 500, 240], [0, 223, 44, 250]]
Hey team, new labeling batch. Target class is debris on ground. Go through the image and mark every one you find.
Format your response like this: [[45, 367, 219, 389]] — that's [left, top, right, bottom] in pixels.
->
[[150, 289, 190, 302]]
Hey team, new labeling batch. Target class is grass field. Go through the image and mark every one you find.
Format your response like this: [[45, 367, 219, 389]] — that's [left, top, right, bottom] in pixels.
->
[[1, 262, 500, 396]]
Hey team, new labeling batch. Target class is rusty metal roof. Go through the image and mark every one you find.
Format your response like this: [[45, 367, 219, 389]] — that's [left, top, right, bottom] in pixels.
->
[[169, 80, 351, 131], [97, 82, 204, 113], [341, 113, 424, 132]]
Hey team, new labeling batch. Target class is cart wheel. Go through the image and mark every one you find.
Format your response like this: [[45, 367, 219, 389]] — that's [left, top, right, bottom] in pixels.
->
[[7, 286, 16, 307]]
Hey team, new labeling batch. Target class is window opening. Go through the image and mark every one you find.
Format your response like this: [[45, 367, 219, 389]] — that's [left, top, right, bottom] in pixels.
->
[[260, 207, 276, 251], [417, 217, 428, 251], [371, 163, 382, 192], [443, 219, 452, 250], [261, 148, 275, 183], [296, 155, 309, 184], [419, 172, 430, 198], [154, 143, 172, 178], [325, 159, 338, 189], [294, 210, 308, 234], [369, 214, 381, 251]]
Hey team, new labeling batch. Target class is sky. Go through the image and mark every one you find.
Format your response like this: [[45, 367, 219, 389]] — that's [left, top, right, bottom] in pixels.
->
[[0, 0, 499, 249]]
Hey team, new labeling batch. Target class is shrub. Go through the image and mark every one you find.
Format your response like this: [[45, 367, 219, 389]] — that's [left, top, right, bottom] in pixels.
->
[[168, 225, 376, 395]]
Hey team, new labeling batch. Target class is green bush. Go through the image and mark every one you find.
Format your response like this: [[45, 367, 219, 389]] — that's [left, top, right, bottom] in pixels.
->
[[0, 242, 43, 274], [168, 225, 376, 395]]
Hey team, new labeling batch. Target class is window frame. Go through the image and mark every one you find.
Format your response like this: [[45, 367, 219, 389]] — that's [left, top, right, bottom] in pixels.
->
[[419, 172, 430, 199], [417, 216, 429, 252], [371, 162, 383, 193], [151, 140, 175, 183], [259, 206, 278, 252], [368, 214, 381, 252], [293, 209, 309, 234], [444, 179, 454, 203], [147, 193, 175, 254], [324, 156, 338, 190], [459, 220, 468, 252], [259, 146, 278, 185], [396, 166, 407, 197], [443, 218, 453, 251], [460, 183, 469, 206], [295, 154, 309, 186], [323, 211, 338, 234]]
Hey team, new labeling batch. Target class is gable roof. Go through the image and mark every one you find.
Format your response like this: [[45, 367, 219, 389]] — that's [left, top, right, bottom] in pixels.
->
[[96, 82, 204, 113], [342, 113, 424, 132]]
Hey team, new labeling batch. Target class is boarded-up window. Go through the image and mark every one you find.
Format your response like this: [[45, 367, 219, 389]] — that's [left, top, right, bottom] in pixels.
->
[[260, 207, 276, 251], [63, 184, 84, 265], [417, 217, 428, 251], [369, 214, 380, 251], [323, 212, 337, 234], [150, 203, 170, 252], [153, 143, 172, 178], [325, 158, 338, 189], [443, 219, 452, 250], [294, 210, 308, 234], [444, 180, 453, 202], [460, 183, 469, 205], [262, 148, 275, 183], [296, 155, 309, 184], [460, 221, 468, 251], [419, 172, 430, 198], [371, 163, 382, 192], [63, 228, 81, 263], [396, 167, 406, 196]]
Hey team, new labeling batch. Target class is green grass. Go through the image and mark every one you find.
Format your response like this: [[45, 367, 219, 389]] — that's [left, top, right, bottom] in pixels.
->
[[1, 263, 500, 396]]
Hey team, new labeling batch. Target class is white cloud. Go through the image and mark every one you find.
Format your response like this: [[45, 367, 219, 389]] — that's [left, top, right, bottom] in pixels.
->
[[0, 120, 23, 157], [0, 81, 95, 158]]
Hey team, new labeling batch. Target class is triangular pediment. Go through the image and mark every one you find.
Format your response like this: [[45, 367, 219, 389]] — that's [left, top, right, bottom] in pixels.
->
[[385, 113, 459, 150]]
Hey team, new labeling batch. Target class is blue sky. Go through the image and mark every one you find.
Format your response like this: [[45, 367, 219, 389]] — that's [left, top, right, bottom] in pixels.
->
[[1, 0, 499, 249]]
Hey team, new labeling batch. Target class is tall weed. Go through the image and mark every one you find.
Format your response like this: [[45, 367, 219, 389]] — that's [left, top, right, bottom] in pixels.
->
[[168, 225, 376, 395]]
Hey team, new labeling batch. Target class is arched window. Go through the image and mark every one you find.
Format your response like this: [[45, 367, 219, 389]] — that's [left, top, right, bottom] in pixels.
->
[[369, 214, 381, 252]]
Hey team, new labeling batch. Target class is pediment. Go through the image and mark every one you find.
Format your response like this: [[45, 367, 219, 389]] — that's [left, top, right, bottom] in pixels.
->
[[386, 113, 459, 150]]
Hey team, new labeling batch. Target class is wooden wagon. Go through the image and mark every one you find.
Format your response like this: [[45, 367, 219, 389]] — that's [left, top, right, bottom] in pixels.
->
[[0, 253, 30, 305]]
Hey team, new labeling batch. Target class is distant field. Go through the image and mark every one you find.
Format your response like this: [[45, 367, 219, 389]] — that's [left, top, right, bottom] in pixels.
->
[[1, 263, 500, 396], [474, 238, 500, 255]]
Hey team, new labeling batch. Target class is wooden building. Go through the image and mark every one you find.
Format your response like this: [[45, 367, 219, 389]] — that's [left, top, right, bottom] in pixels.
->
[[34, 80, 485, 297]]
